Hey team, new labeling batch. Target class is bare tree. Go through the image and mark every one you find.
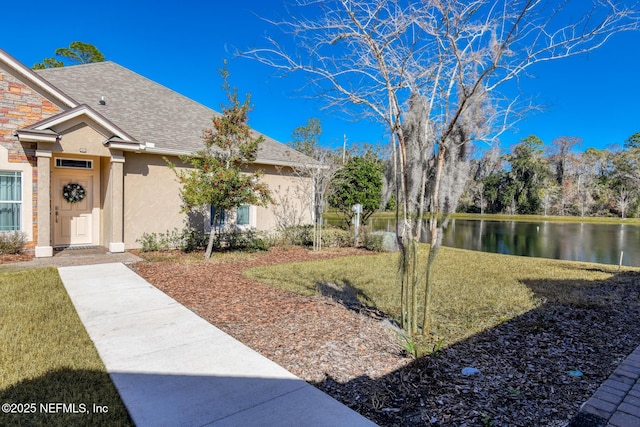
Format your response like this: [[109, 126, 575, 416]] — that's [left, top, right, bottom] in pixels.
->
[[616, 188, 631, 219], [304, 148, 341, 251], [541, 185, 559, 216], [246, 0, 639, 336], [272, 118, 342, 251], [272, 155, 338, 251], [547, 136, 582, 215], [469, 145, 501, 214]]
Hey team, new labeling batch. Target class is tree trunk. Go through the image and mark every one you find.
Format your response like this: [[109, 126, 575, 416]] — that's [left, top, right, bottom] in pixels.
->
[[422, 145, 446, 335], [415, 167, 428, 242], [204, 211, 219, 259], [393, 131, 413, 333]]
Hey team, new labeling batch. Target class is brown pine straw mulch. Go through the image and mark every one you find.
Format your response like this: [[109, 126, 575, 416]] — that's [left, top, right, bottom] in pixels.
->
[[0, 252, 33, 264], [6, 247, 640, 426]]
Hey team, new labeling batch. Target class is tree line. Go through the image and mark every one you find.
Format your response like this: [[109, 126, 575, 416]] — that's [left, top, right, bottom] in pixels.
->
[[459, 132, 640, 218], [297, 123, 640, 223]]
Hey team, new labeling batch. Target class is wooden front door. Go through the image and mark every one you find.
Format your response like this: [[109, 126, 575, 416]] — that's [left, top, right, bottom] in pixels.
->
[[53, 175, 94, 246]]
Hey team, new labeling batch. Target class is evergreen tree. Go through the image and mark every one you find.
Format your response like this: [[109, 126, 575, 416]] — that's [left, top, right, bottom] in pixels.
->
[[33, 42, 105, 69], [169, 63, 272, 258], [504, 136, 552, 214], [328, 156, 383, 227]]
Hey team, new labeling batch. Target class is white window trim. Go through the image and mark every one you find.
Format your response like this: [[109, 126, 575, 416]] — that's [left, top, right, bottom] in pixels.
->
[[206, 205, 256, 232], [249, 205, 257, 228], [235, 205, 254, 229], [0, 170, 22, 232], [55, 158, 94, 169], [234, 205, 257, 229]]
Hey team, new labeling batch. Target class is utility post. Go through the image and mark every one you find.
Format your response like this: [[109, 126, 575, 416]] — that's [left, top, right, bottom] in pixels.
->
[[352, 203, 362, 246]]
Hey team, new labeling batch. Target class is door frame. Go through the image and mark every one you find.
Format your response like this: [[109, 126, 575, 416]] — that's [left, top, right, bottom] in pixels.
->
[[51, 156, 101, 248]]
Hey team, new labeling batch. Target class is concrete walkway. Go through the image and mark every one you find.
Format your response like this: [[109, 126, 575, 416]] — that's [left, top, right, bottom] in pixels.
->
[[58, 262, 376, 427], [7, 246, 142, 268]]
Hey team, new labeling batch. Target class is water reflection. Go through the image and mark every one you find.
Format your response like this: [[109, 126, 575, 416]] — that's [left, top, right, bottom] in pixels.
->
[[332, 217, 640, 266], [439, 219, 640, 267]]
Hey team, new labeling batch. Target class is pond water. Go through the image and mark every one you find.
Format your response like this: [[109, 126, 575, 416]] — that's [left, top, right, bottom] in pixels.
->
[[365, 218, 640, 267]]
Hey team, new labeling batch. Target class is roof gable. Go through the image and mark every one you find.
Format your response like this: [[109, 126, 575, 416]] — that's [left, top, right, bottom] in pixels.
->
[[16, 104, 140, 150], [0, 49, 77, 109], [29, 104, 137, 141]]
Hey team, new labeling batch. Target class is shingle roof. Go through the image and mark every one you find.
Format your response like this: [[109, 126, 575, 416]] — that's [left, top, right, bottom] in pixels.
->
[[35, 61, 313, 166]]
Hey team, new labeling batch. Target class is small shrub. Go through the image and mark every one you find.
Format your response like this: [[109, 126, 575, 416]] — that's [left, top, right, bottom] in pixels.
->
[[363, 230, 385, 252], [274, 225, 353, 248], [136, 232, 164, 252], [0, 231, 27, 254], [225, 229, 272, 252], [276, 224, 314, 246], [159, 228, 180, 250], [137, 227, 207, 252], [321, 227, 352, 247], [363, 230, 398, 252], [208, 228, 273, 253], [180, 227, 207, 252]]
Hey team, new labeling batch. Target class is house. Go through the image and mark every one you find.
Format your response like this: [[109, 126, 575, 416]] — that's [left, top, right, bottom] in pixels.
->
[[0, 48, 313, 257]]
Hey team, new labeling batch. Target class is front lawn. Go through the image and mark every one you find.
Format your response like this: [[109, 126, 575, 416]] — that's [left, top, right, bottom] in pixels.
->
[[0, 267, 132, 426], [245, 245, 634, 347]]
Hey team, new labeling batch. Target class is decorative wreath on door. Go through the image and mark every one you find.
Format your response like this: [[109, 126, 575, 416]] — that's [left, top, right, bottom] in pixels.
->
[[62, 183, 86, 204]]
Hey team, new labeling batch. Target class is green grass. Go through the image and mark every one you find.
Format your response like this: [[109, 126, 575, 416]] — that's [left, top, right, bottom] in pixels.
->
[[449, 212, 640, 225], [245, 246, 636, 348], [0, 268, 132, 426], [323, 210, 640, 225]]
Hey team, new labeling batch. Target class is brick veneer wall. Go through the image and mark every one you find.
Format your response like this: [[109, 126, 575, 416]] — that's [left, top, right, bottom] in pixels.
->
[[0, 67, 63, 247]]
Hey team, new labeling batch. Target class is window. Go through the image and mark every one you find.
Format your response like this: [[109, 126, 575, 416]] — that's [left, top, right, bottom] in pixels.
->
[[210, 205, 251, 228], [0, 171, 21, 231], [237, 205, 250, 226], [210, 206, 226, 228], [55, 158, 93, 169]]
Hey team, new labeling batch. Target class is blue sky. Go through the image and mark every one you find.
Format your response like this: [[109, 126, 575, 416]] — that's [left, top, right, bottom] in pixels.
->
[[3, 0, 639, 154]]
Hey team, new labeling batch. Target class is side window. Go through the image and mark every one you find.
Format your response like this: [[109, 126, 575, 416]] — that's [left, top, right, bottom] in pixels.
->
[[210, 206, 226, 228], [237, 205, 250, 226], [0, 171, 21, 231]]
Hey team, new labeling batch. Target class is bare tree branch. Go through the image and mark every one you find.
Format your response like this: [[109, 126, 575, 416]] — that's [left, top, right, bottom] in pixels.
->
[[243, 0, 640, 335]]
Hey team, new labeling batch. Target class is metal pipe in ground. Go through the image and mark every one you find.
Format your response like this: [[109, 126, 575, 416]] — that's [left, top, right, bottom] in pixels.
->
[[619, 250, 624, 271]]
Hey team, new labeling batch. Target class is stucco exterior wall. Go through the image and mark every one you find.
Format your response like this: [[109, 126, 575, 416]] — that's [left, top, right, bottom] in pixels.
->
[[123, 153, 189, 248], [51, 120, 112, 157], [100, 156, 113, 247], [247, 164, 314, 231], [122, 154, 313, 249]]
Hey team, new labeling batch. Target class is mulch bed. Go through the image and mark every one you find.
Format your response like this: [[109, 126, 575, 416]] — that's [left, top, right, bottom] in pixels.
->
[[0, 253, 33, 264], [130, 247, 640, 426], [13, 245, 638, 426], [132, 247, 408, 384]]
